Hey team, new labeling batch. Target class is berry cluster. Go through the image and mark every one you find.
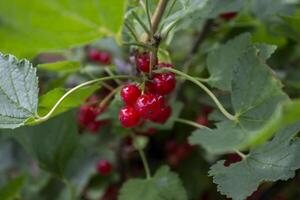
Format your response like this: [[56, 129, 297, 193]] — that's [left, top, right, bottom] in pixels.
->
[[118, 53, 176, 128], [88, 48, 112, 65], [77, 96, 107, 133], [164, 139, 193, 167]]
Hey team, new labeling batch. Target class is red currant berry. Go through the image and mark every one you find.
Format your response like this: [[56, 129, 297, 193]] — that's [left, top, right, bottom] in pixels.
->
[[88, 49, 111, 65], [196, 116, 209, 126], [220, 12, 238, 20], [165, 139, 179, 154], [223, 153, 242, 167], [147, 73, 176, 95], [151, 105, 172, 124], [135, 52, 150, 72], [119, 106, 140, 128], [120, 84, 141, 105], [96, 160, 113, 176], [135, 94, 164, 120], [100, 185, 119, 200], [202, 106, 213, 116]]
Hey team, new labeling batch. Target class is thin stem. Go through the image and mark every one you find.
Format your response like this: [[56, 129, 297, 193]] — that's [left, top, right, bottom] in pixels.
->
[[131, 134, 151, 179], [132, 11, 152, 37], [124, 22, 139, 42], [98, 86, 121, 108], [104, 67, 122, 85], [150, 0, 169, 35], [35, 75, 135, 122], [138, 147, 151, 179], [157, 68, 237, 121], [174, 118, 206, 129], [234, 149, 247, 160]]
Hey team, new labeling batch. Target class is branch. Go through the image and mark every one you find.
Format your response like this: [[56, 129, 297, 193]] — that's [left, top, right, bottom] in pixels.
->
[[150, 0, 169, 35]]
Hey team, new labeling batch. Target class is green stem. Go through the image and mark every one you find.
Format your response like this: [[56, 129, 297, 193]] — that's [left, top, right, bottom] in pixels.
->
[[123, 42, 154, 50], [35, 75, 135, 123], [157, 68, 237, 121], [132, 11, 152, 37], [234, 149, 247, 160], [143, 0, 153, 36], [138, 147, 151, 179], [174, 118, 206, 129], [131, 134, 151, 179], [124, 22, 139, 42], [104, 67, 123, 85]]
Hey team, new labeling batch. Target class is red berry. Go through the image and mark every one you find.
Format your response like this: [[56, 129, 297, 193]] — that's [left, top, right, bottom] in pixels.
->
[[135, 94, 165, 120], [119, 106, 140, 128], [120, 84, 141, 105], [220, 12, 238, 20], [78, 105, 106, 133], [202, 106, 213, 116], [88, 49, 111, 65], [151, 105, 172, 124], [136, 52, 150, 72], [100, 185, 119, 200], [96, 160, 113, 176], [223, 153, 242, 167], [196, 116, 209, 126], [147, 73, 176, 95], [165, 140, 179, 153]]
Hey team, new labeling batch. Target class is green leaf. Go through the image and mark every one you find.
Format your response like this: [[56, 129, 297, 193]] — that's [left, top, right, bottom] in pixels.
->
[[209, 123, 300, 200], [190, 46, 288, 153], [119, 166, 187, 200], [165, 0, 243, 24], [0, 176, 25, 200], [280, 14, 300, 43], [207, 33, 252, 91], [11, 112, 79, 179], [38, 61, 81, 74], [207, 33, 276, 91], [36, 84, 99, 117], [0, 0, 126, 57], [0, 53, 38, 129]]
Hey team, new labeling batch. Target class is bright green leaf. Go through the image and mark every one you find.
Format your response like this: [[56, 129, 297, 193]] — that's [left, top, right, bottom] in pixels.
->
[[0, 53, 38, 129], [209, 123, 300, 200], [36, 84, 99, 118], [280, 14, 300, 43], [119, 166, 187, 200], [0, 176, 25, 200], [0, 0, 126, 57], [38, 61, 81, 74]]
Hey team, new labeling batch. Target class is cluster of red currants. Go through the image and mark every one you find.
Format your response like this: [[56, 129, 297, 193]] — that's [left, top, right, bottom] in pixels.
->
[[118, 52, 176, 128], [88, 48, 112, 65], [164, 139, 194, 167], [77, 96, 108, 133]]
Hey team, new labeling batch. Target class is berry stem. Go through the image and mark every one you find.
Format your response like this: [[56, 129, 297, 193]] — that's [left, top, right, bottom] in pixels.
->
[[131, 134, 151, 179], [174, 118, 206, 129], [99, 86, 121, 108], [149, 0, 169, 38], [157, 67, 237, 121], [35, 75, 137, 123], [234, 149, 247, 160]]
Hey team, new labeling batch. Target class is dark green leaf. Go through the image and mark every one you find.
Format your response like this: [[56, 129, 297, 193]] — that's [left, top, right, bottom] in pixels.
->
[[209, 123, 300, 200], [119, 166, 188, 200], [12, 112, 79, 179], [190, 45, 288, 153]]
